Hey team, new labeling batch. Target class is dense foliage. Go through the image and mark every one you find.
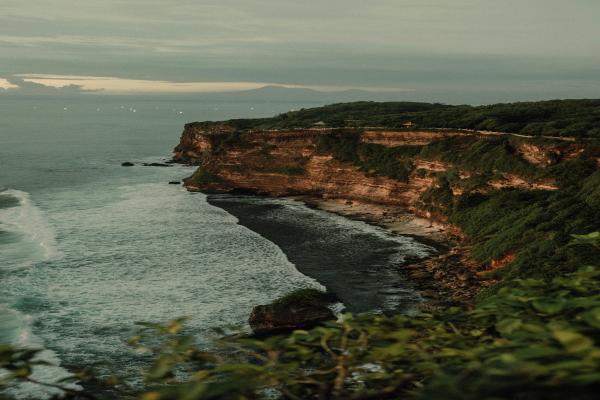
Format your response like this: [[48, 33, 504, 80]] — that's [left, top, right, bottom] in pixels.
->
[[301, 127, 599, 289], [417, 158, 599, 284], [316, 132, 418, 181], [201, 100, 600, 139], [418, 136, 539, 178]]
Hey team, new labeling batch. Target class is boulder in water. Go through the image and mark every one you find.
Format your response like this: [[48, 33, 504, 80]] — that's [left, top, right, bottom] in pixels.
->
[[142, 162, 172, 167], [121, 162, 134, 167], [249, 289, 337, 335], [169, 181, 181, 185]]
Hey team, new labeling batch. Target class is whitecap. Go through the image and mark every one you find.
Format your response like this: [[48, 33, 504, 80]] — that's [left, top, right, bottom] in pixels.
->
[[0, 189, 60, 270]]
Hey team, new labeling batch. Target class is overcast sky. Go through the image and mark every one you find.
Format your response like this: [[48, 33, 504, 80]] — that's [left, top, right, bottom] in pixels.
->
[[1, 0, 599, 103]]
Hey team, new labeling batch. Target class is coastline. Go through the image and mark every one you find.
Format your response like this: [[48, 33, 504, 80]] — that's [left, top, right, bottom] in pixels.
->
[[292, 196, 489, 307], [206, 194, 430, 315]]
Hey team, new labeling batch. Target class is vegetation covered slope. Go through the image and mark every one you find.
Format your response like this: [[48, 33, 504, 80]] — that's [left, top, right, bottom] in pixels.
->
[[315, 131, 599, 286], [192, 99, 600, 139]]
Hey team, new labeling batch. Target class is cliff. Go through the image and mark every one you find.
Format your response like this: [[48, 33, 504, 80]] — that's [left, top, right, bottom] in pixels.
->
[[173, 113, 599, 293], [173, 124, 585, 211]]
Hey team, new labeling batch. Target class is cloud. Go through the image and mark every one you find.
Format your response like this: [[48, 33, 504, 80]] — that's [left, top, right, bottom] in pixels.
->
[[1, 1, 599, 102], [12, 74, 410, 95], [0, 34, 278, 54], [0, 78, 19, 90], [0, 77, 94, 96]]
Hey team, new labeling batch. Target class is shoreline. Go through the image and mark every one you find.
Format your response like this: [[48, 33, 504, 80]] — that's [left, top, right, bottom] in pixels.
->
[[206, 194, 428, 315], [292, 196, 489, 308]]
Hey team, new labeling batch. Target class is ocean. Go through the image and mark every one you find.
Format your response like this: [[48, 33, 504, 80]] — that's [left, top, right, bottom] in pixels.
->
[[0, 95, 434, 398]]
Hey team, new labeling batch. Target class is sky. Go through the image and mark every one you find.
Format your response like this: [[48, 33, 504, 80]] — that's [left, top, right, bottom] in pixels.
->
[[1, 0, 599, 103]]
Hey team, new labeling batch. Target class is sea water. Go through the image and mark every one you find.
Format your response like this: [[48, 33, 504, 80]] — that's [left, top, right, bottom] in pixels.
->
[[0, 96, 434, 398]]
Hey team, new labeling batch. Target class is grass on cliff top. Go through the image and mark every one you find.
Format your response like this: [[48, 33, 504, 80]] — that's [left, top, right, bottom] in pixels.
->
[[195, 99, 600, 139]]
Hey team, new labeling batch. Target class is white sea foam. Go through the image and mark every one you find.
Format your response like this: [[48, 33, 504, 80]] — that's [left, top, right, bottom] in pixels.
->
[[1, 181, 325, 391], [0, 190, 68, 398], [0, 189, 60, 269], [0, 306, 79, 399]]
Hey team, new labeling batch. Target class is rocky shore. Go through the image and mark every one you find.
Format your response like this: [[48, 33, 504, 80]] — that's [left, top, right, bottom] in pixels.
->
[[298, 197, 492, 307]]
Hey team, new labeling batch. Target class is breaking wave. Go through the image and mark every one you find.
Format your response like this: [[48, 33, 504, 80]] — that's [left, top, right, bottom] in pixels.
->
[[0, 189, 59, 270]]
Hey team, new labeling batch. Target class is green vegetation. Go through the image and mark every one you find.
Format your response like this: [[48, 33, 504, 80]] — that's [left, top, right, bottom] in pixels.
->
[[316, 132, 418, 181], [197, 100, 600, 139], [308, 125, 599, 291], [419, 136, 539, 177], [316, 132, 555, 182], [416, 157, 600, 285], [580, 170, 600, 209]]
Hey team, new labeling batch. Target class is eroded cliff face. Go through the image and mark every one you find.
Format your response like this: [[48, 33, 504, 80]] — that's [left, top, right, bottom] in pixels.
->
[[360, 130, 468, 146], [516, 142, 587, 166], [173, 124, 569, 216], [174, 126, 442, 208]]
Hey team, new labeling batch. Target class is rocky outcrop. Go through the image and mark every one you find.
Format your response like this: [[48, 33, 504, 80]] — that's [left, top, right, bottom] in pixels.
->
[[173, 123, 235, 164], [248, 289, 337, 335], [361, 129, 468, 147], [516, 142, 587, 166], [488, 174, 559, 191]]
